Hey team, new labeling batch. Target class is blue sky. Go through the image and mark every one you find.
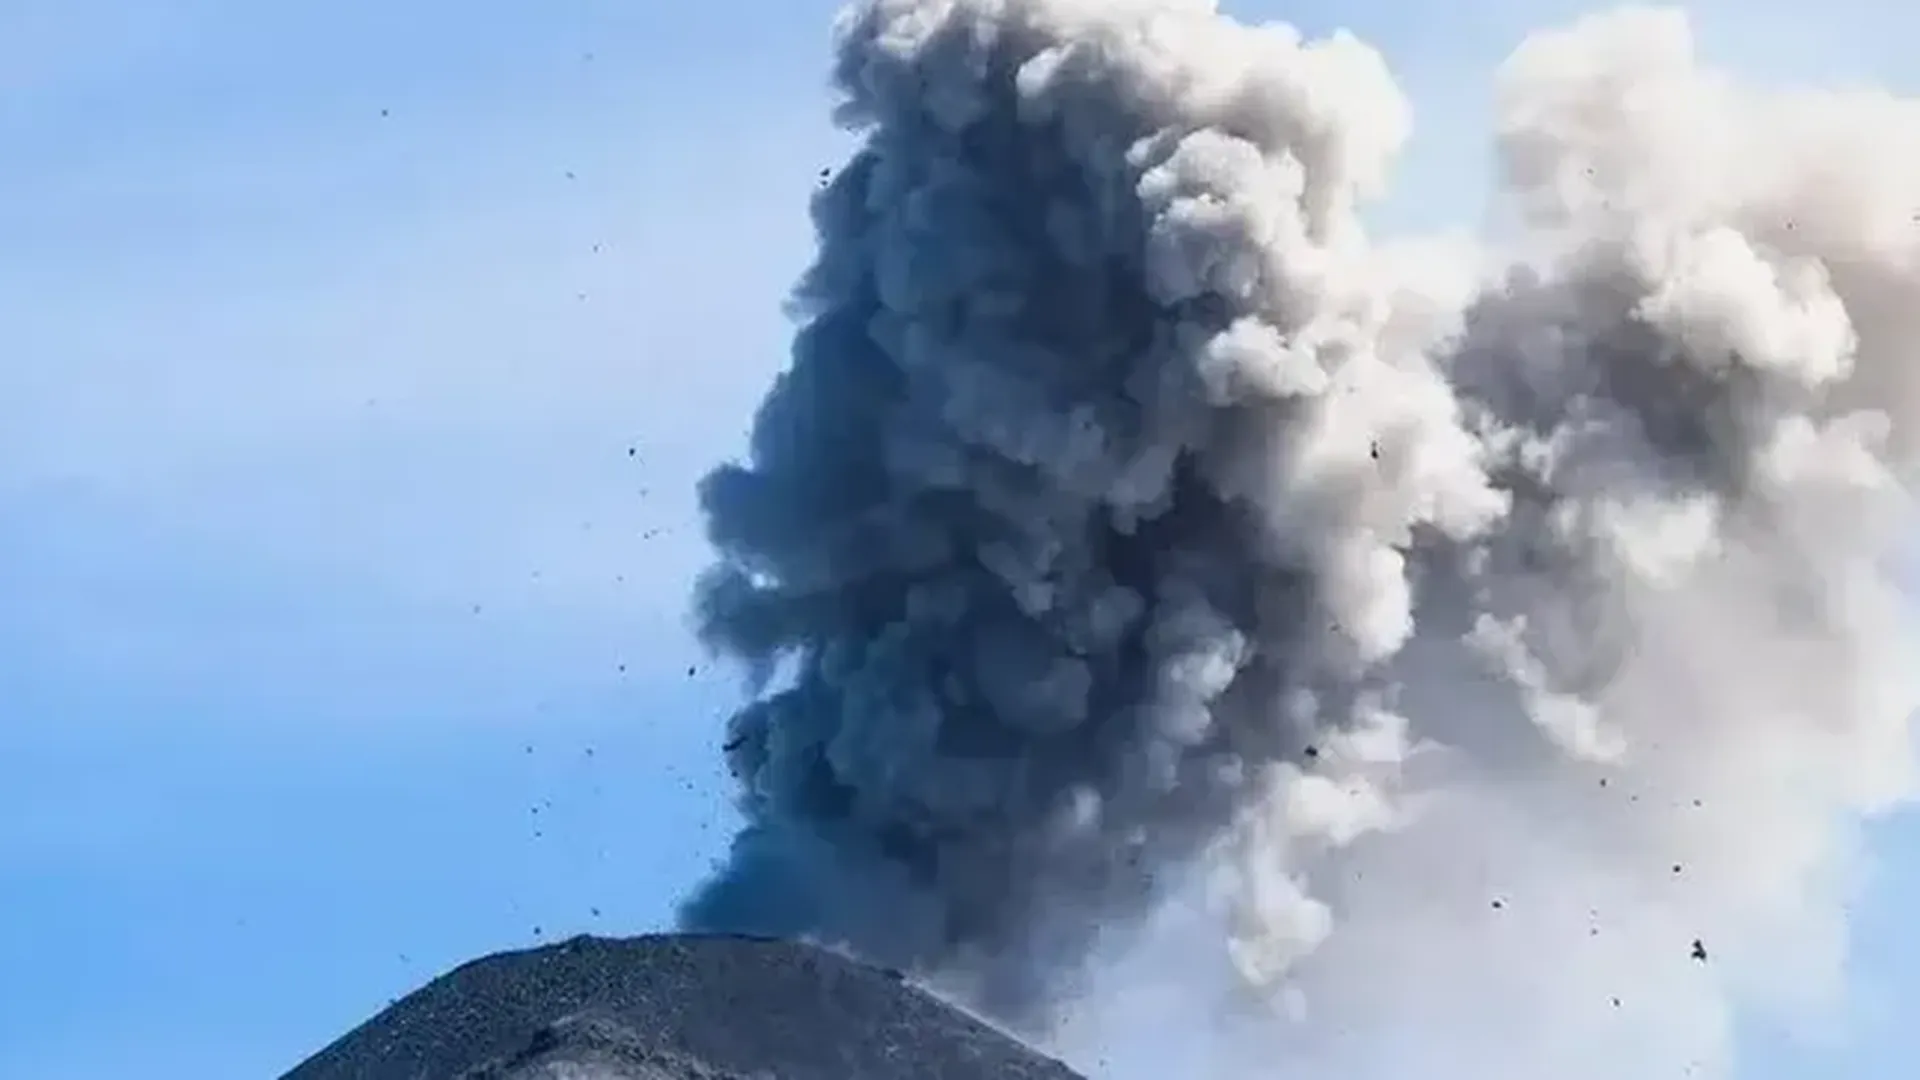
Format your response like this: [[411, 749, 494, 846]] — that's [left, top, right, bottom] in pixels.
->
[[2, 1, 1917, 1077]]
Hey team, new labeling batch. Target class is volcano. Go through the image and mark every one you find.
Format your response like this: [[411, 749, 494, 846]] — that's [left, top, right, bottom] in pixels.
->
[[281, 933, 1086, 1079]]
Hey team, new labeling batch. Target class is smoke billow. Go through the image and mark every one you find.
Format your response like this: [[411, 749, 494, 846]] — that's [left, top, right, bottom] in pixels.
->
[[676, 1, 1920, 1075]]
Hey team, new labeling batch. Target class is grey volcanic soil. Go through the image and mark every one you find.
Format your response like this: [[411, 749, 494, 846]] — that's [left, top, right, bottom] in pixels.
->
[[281, 933, 1087, 1080]]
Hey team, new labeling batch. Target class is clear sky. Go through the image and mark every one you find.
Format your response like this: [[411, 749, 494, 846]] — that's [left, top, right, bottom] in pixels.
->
[[3, 1, 1918, 1077]]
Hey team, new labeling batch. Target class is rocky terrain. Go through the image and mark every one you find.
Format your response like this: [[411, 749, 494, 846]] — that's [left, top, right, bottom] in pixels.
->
[[281, 933, 1086, 1079]]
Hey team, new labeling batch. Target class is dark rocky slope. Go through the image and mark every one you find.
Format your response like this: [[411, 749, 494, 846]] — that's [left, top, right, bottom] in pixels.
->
[[282, 933, 1086, 1079]]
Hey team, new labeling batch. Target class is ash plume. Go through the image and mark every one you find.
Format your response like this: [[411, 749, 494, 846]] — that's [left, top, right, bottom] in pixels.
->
[[675, 2, 1920, 1075]]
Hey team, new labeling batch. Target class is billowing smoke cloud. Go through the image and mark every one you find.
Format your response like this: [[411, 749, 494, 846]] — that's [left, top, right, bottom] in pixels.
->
[[675, 1, 1920, 1075]]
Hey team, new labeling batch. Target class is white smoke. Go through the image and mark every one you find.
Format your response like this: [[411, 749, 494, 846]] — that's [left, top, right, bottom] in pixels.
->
[[678, 2, 1920, 1077]]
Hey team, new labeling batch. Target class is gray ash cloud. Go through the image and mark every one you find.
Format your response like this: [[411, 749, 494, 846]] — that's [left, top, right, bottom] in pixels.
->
[[674, 3, 1920, 1076]]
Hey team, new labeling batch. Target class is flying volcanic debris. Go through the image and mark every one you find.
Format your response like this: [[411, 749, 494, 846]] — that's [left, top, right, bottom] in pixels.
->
[[676, 1, 1920, 1076]]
